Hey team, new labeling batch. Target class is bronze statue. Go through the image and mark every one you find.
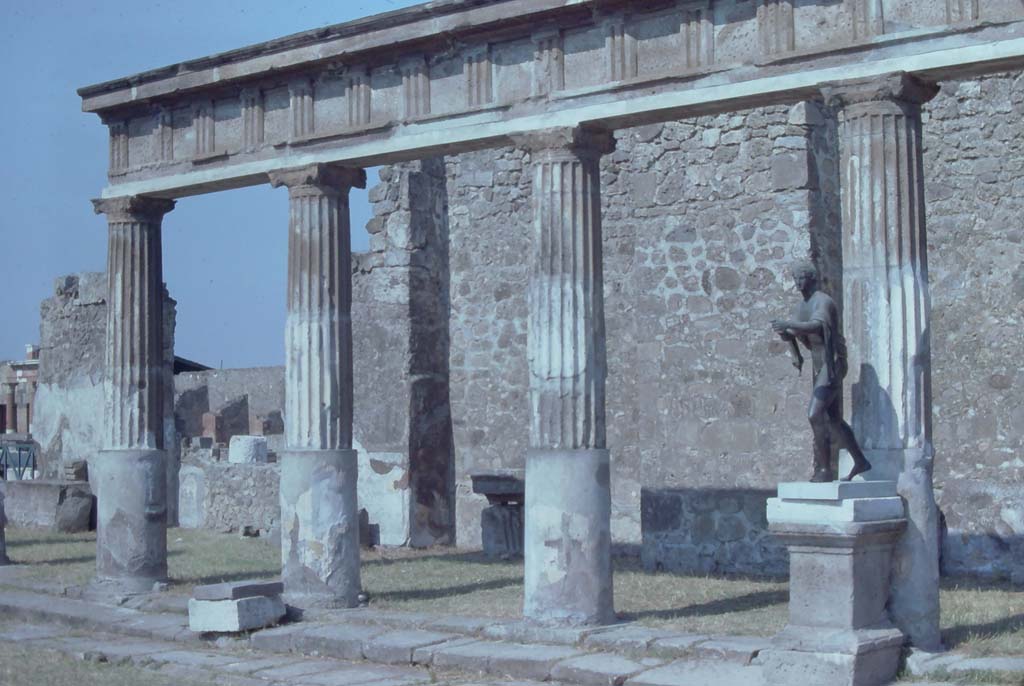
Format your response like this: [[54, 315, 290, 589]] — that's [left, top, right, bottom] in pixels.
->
[[771, 262, 871, 483]]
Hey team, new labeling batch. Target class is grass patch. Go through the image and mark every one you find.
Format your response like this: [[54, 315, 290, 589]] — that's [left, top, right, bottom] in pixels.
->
[[0, 624, 219, 686], [3, 527, 1021, 656]]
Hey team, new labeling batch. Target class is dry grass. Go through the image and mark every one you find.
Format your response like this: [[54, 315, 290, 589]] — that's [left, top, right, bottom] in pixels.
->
[[2, 527, 1021, 656], [0, 623, 219, 686]]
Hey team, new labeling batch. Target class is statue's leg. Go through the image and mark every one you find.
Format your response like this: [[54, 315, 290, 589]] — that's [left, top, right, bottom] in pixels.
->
[[807, 388, 835, 482], [833, 419, 872, 481]]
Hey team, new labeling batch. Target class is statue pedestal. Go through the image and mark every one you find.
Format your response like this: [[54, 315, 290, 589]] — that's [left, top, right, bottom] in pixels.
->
[[761, 481, 906, 686]]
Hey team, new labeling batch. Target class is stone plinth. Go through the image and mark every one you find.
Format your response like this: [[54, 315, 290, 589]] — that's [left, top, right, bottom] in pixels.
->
[[762, 481, 906, 686], [472, 470, 524, 558]]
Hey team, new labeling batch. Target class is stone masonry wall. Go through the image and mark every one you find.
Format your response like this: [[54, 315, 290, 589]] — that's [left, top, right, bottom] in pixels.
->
[[437, 70, 1023, 578], [446, 104, 832, 565], [924, 72, 1024, 580]]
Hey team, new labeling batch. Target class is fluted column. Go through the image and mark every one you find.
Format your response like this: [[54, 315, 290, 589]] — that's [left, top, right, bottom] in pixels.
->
[[269, 163, 366, 608], [4, 383, 15, 433], [823, 73, 941, 650], [515, 127, 615, 625], [91, 195, 175, 593]]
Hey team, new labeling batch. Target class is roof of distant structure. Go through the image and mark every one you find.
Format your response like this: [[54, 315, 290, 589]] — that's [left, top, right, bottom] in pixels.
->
[[174, 356, 213, 374]]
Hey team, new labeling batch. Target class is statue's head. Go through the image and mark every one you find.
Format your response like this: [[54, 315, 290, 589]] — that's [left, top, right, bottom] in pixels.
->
[[791, 260, 819, 290]]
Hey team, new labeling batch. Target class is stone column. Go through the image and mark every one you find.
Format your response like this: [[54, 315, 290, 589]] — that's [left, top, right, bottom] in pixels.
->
[[515, 127, 615, 626], [91, 195, 175, 593], [269, 163, 366, 608], [0, 488, 8, 565], [823, 73, 942, 650], [5, 383, 16, 433], [26, 381, 36, 434]]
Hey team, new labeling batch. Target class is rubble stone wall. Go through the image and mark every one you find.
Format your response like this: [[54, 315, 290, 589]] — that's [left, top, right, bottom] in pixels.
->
[[924, 72, 1024, 580], [434, 70, 1024, 579]]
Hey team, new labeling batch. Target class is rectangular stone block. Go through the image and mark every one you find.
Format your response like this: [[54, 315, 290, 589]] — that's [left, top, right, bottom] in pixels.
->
[[776, 481, 896, 501], [362, 629, 456, 664], [228, 435, 269, 464], [188, 596, 285, 633], [767, 497, 904, 524], [193, 579, 283, 601]]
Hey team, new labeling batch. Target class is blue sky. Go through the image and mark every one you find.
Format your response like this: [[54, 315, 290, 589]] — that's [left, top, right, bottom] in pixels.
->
[[0, 0, 422, 367]]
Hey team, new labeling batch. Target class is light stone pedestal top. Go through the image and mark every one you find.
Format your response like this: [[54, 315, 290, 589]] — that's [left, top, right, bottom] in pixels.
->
[[768, 480, 903, 526], [776, 480, 896, 500]]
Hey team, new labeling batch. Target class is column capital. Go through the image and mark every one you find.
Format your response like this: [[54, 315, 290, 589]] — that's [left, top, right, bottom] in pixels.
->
[[512, 127, 616, 161], [821, 72, 939, 112], [92, 196, 176, 223], [268, 164, 367, 195]]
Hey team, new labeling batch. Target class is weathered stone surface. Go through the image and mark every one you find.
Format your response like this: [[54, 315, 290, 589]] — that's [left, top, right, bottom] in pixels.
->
[[228, 435, 268, 464], [356, 159, 454, 548], [584, 625, 675, 654], [641, 488, 785, 576], [193, 579, 283, 601], [431, 639, 582, 680], [0, 480, 92, 531], [524, 449, 614, 626], [625, 660, 764, 686], [0, 489, 7, 565], [91, 449, 168, 592], [280, 449, 360, 608], [188, 595, 285, 633], [550, 653, 657, 686], [362, 629, 456, 664], [825, 73, 942, 651]]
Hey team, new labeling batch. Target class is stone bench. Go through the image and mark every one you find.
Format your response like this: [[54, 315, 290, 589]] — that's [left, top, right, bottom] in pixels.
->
[[471, 470, 524, 559]]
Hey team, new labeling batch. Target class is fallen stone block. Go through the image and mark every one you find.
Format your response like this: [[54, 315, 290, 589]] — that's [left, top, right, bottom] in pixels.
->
[[193, 579, 283, 601], [188, 596, 286, 633]]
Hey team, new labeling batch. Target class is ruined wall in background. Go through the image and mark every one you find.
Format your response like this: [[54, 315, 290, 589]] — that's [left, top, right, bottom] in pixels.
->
[[923, 72, 1024, 580], [33, 273, 176, 480]]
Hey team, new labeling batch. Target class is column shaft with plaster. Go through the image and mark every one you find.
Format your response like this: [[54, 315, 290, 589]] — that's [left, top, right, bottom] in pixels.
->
[[518, 128, 615, 626], [270, 164, 366, 608], [91, 195, 175, 593], [5, 383, 16, 433], [823, 73, 941, 649]]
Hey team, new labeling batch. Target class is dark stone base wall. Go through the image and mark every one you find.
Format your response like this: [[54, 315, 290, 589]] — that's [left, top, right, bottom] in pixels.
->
[[641, 488, 787, 577]]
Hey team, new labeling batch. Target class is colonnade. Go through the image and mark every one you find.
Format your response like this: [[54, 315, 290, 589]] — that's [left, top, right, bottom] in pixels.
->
[[89, 72, 940, 646]]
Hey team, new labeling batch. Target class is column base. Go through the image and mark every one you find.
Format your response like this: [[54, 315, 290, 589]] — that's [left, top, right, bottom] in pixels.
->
[[760, 626, 905, 686], [524, 448, 614, 626], [280, 449, 360, 609], [90, 449, 168, 593]]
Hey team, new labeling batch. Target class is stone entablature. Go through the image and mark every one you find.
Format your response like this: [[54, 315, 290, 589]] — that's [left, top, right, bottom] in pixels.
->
[[79, 0, 1024, 198]]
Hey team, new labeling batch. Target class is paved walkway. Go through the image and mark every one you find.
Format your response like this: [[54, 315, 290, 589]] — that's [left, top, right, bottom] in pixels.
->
[[0, 580, 1020, 685]]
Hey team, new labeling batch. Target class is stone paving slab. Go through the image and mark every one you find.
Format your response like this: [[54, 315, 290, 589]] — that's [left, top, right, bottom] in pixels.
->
[[220, 654, 306, 674], [294, 663, 432, 685], [583, 625, 675, 654], [481, 620, 594, 646], [291, 621, 390, 660], [363, 629, 458, 664], [624, 659, 765, 686], [647, 633, 710, 659], [431, 639, 584, 680], [252, 658, 341, 679], [423, 615, 496, 635], [906, 649, 1024, 677], [550, 652, 663, 686], [691, 635, 769, 664], [411, 636, 482, 665]]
